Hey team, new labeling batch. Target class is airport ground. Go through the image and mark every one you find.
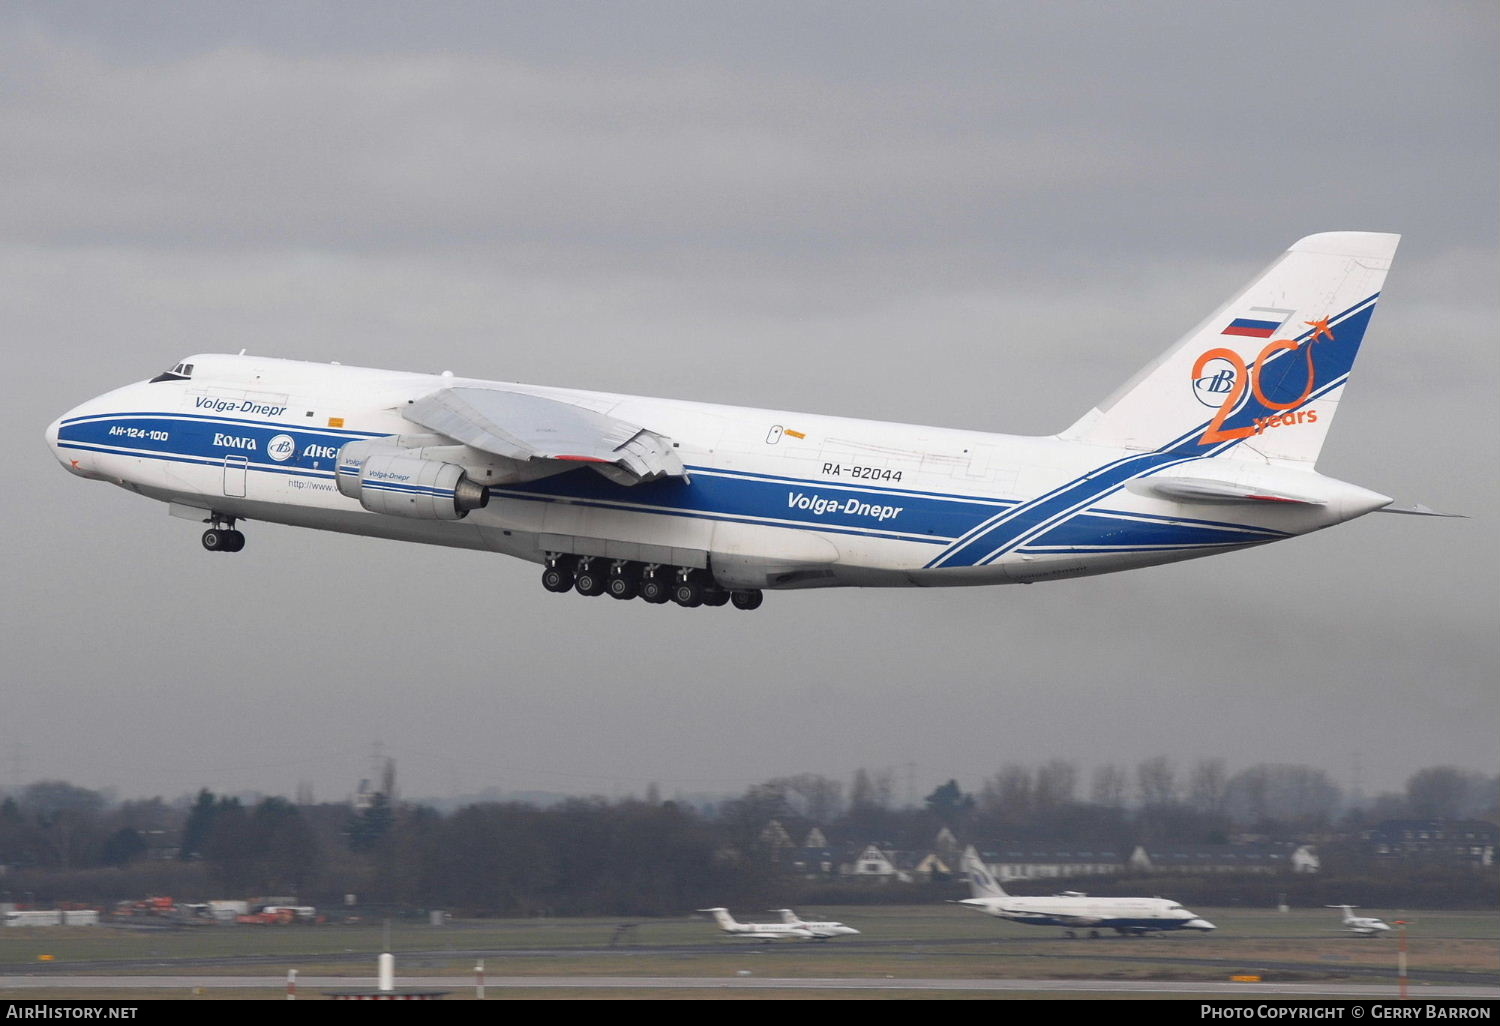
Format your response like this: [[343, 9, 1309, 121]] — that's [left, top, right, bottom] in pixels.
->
[[2, 906, 1496, 1000]]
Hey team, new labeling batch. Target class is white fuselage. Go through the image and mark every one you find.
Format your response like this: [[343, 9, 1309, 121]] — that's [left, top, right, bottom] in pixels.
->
[[1337, 911, 1392, 936], [959, 894, 1216, 933], [701, 908, 814, 939], [774, 911, 860, 937], [47, 353, 1390, 591]]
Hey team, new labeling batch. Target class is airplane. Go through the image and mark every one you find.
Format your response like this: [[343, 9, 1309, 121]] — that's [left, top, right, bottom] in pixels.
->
[[46, 233, 1455, 610], [1326, 904, 1392, 937], [770, 908, 861, 939], [698, 907, 814, 940], [954, 847, 1216, 937]]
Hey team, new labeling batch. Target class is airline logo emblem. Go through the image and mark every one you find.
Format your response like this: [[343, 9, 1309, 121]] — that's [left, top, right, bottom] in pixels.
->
[[267, 434, 296, 462], [1220, 306, 1294, 339], [1192, 356, 1239, 407]]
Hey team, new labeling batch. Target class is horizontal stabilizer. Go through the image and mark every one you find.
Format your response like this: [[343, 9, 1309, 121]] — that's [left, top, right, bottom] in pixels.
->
[[1375, 503, 1467, 518], [1137, 477, 1327, 507]]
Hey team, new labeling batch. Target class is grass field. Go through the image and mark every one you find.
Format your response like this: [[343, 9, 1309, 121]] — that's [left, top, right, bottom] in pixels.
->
[[2, 905, 1495, 1000]]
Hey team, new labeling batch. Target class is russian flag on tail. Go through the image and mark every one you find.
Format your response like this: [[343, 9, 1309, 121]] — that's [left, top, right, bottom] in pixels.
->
[[1221, 307, 1295, 339]]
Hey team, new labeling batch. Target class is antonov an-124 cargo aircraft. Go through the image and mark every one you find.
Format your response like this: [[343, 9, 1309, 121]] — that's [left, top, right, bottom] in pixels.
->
[[48, 232, 1451, 610]]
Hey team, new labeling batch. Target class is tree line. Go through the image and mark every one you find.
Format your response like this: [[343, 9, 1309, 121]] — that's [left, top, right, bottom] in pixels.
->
[[1, 761, 1494, 915]]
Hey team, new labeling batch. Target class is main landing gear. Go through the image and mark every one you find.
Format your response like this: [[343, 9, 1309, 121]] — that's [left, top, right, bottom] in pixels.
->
[[542, 555, 764, 610], [201, 516, 245, 553]]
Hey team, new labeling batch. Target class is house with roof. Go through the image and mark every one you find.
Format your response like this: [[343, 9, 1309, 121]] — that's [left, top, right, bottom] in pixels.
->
[[842, 843, 916, 883], [1361, 820, 1496, 866], [976, 845, 1128, 881], [1128, 842, 1319, 874]]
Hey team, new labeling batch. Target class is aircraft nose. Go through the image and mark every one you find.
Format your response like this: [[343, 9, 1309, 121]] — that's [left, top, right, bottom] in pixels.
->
[[45, 414, 66, 463], [47, 407, 97, 477], [1186, 918, 1215, 931]]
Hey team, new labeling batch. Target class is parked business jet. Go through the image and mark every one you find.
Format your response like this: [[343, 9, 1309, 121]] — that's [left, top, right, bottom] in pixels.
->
[[698, 907, 814, 940], [955, 848, 1215, 937], [771, 908, 861, 939], [47, 233, 1451, 609], [1327, 905, 1392, 937]]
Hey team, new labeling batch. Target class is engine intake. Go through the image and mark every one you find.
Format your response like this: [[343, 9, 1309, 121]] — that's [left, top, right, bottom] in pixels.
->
[[335, 442, 488, 521]]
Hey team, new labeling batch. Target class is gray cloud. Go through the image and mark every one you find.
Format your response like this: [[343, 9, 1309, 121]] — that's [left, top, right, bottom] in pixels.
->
[[1, 1, 1494, 803]]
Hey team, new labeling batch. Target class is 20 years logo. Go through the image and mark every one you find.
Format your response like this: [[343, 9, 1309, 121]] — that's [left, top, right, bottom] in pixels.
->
[[1191, 318, 1333, 446]]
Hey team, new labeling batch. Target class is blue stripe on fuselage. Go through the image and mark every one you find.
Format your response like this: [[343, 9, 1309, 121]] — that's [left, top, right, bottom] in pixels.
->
[[57, 411, 1290, 560]]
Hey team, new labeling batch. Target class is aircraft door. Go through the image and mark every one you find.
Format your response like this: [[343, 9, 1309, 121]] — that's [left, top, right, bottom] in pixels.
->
[[222, 455, 248, 497]]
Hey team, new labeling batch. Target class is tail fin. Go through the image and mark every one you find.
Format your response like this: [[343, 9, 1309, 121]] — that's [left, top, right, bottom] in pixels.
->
[[962, 846, 1007, 899], [772, 909, 801, 925], [1062, 232, 1399, 466], [699, 907, 738, 930]]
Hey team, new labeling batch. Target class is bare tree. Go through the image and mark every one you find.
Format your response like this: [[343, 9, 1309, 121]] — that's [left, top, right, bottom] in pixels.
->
[[1226, 764, 1341, 830], [1406, 766, 1487, 819], [1136, 756, 1178, 809], [1033, 760, 1078, 811], [768, 773, 844, 823], [1188, 759, 1229, 816], [978, 764, 1034, 827], [1090, 763, 1128, 809]]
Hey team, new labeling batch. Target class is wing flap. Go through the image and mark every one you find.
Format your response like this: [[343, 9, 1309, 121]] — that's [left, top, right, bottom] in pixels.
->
[[404, 387, 685, 484]]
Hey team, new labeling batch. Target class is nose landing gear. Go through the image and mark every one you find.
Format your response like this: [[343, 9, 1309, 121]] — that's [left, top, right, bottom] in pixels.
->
[[201, 516, 245, 552]]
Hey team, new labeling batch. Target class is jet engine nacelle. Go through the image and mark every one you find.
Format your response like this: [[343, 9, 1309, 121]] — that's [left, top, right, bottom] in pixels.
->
[[335, 441, 488, 521]]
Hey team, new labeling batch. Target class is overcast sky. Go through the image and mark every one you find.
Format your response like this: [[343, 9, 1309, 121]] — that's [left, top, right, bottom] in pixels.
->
[[2, 1, 1494, 808]]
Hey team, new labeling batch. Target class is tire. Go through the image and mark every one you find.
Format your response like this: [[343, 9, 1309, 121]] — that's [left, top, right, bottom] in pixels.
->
[[224, 530, 245, 552], [574, 568, 606, 597], [639, 577, 669, 604], [701, 587, 729, 607], [202, 529, 225, 552], [672, 579, 703, 607], [607, 575, 637, 600], [730, 589, 764, 610], [541, 567, 575, 593]]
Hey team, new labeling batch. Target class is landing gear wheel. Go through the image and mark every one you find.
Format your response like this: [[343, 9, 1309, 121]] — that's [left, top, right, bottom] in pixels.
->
[[201, 528, 237, 552], [639, 575, 670, 604], [701, 587, 729, 607], [574, 565, 606, 597], [730, 589, 764, 610], [672, 578, 704, 608], [607, 574, 638, 600], [223, 530, 245, 552], [542, 566, 575, 593]]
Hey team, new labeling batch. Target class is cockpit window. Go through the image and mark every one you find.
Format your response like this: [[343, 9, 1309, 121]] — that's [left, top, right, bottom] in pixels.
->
[[149, 362, 195, 383]]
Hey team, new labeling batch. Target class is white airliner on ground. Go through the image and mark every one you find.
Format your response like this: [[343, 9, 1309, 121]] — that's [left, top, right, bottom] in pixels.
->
[[771, 908, 861, 939], [698, 907, 814, 940], [1327, 905, 1392, 937], [955, 848, 1215, 937], [47, 233, 1451, 609]]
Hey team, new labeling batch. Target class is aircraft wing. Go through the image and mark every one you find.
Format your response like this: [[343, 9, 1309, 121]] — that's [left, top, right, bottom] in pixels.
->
[[1002, 909, 1102, 926], [403, 386, 686, 485], [1045, 914, 1104, 926]]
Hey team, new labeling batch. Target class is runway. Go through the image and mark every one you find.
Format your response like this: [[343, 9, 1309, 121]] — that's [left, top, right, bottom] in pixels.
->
[[4, 975, 1499, 998]]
